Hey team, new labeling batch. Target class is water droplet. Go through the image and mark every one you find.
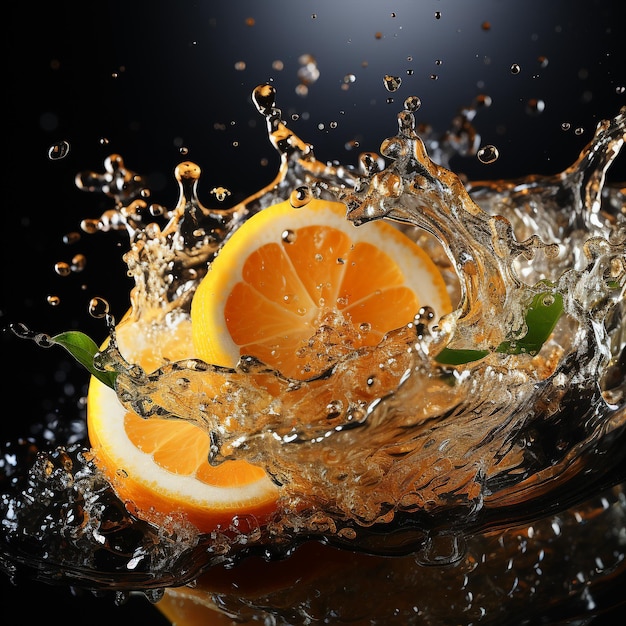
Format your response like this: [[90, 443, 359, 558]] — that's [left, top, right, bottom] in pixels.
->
[[211, 186, 231, 202], [510, 63, 521, 75], [574, 126, 584, 135], [429, 74, 438, 81], [476, 94, 492, 108], [54, 261, 71, 277], [281, 229, 297, 243], [326, 400, 343, 420], [383, 75, 402, 92], [616, 86, 625, 94], [80, 218, 100, 234], [62, 232, 81, 245], [537, 55, 549, 68], [47, 295, 61, 307], [403, 95, 421, 112], [89, 297, 110, 318], [434, 11, 442, 19], [477, 144, 499, 164], [48, 140, 70, 160], [297, 55, 320, 86], [526, 98, 545, 115], [289, 186, 313, 208], [343, 74, 356, 84], [359, 322, 372, 333], [234, 61, 246, 71], [71, 254, 87, 272], [149, 203, 166, 216], [561, 122, 571, 131]]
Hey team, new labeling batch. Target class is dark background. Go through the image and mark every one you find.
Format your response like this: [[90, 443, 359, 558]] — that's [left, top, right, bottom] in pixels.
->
[[2, 1, 625, 623]]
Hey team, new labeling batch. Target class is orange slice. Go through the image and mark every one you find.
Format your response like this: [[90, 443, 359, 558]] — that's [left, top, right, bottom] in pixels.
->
[[191, 198, 452, 379], [86, 317, 279, 534], [87, 198, 452, 535]]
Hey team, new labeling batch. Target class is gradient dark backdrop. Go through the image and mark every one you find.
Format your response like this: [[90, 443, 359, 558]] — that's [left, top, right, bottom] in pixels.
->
[[3, 1, 625, 623]]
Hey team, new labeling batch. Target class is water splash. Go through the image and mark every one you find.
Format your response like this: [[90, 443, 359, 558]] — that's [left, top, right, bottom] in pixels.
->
[[2, 86, 625, 617]]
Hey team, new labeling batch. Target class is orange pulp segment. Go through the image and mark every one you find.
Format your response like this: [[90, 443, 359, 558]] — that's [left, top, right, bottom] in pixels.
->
[[191, 198, 452, 379]]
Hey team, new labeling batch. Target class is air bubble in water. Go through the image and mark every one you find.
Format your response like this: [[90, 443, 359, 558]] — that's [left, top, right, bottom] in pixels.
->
[[477, 145, 499, 164], [282, 229, 297, 243], [290, 186, 313, 208], [48, 140, 70, 160]]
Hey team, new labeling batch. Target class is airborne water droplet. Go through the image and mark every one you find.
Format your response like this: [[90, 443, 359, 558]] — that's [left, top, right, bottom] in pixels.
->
[[89, 297, 110, 318], [477, 144, 499, 164], [211, 186, 231, 202], [71, 254, 87, 272], [48, 140, 70, 160], [526, 98, 545, 115], [510, 64, 521, 75], [54, 261, 71, 277], [403, 96, 422, 112], [383, 75, 402, 92]]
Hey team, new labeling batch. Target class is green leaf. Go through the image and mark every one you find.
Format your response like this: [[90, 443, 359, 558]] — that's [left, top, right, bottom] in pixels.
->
[[495, 291, 563, 356], [50, 331, 117, 389], [435, 290, 564, 366], [434, 348, 490, 365]]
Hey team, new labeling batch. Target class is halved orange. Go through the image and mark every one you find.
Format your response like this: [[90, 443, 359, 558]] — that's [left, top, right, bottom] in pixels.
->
[[87, 197, 452, 535], [191, 198, 452, 379], [86, 317, 279, 534]]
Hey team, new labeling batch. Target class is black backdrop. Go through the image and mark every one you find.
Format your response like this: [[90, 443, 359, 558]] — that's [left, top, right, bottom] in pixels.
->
[[2, 1, 625, 623]]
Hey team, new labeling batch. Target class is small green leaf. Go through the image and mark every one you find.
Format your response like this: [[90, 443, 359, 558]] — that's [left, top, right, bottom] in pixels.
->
[[435, 290, 564, 366], [495, 292, 563, 356], [50, 331, 117, 389], [434, 348, 490, 365]]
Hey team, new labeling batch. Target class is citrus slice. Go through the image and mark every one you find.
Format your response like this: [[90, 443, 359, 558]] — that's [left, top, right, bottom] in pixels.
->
[[191, 198, 452, 379], [86, 316, 279, 534]]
